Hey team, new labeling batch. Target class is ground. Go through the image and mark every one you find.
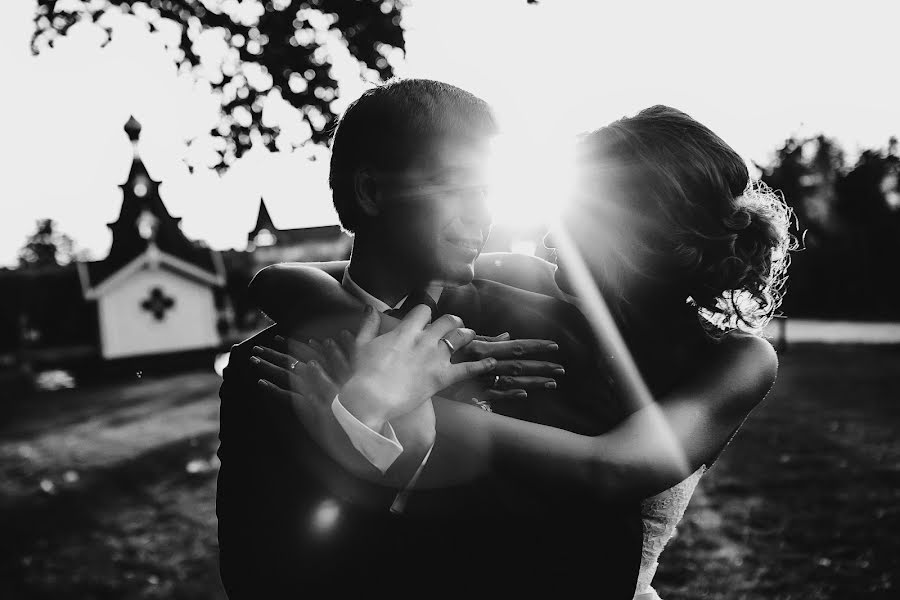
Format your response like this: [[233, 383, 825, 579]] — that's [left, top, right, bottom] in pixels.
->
[[0, 344, 897, 599], [655, 344, 899, 599]]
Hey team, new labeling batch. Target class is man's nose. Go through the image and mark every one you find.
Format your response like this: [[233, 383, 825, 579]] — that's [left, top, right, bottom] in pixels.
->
[[461, 195, 493, 228]]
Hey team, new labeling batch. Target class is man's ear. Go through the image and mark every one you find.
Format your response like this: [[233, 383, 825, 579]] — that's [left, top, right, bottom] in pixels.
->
[[353, 168, 380, 217]]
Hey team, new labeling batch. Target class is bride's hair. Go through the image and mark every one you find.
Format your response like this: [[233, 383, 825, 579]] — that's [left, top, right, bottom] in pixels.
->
[[577, 105, 796, 336]]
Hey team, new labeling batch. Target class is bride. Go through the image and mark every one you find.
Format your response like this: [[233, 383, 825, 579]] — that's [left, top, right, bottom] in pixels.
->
[[250, 105, 794, 598]]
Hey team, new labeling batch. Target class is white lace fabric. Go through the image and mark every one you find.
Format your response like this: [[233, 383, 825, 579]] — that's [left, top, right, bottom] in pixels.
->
[[634, 465, 707, 599]]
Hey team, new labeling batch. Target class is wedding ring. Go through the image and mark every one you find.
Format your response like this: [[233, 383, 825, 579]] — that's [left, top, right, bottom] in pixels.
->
[[289, 360, 299, 370], [439, 337, 456, 353], [490, 375, 500, 389]]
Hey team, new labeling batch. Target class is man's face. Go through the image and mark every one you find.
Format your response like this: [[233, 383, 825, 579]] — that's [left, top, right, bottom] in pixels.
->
[[377, 138, 493, 287]]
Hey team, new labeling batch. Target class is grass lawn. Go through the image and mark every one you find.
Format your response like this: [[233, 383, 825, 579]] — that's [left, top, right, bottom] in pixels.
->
[[657, 344, 900, 599], [1, 344, 897, 599]]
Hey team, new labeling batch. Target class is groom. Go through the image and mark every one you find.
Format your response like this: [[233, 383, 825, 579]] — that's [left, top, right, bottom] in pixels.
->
[[217, 79, 642, 596]]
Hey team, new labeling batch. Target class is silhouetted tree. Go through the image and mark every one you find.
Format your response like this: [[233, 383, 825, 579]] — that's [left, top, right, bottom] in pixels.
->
[[833, 141, 900, 318], [760, 135, 900, 319], [33, 1, 540, 171], [759, 135, 843, 237], [33, 0, 406, 171], [17, 219, 78, 270], [836, 142, 899, 225]]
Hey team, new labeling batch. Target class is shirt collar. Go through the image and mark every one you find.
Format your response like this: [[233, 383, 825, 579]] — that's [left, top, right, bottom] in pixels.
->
[[342, 267, 443, 313]]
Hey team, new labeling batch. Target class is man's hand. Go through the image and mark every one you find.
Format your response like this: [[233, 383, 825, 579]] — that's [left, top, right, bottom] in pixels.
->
[[445, 333, 564, 406], [337, 306, 497, 430], [258, 321, 435, 450]]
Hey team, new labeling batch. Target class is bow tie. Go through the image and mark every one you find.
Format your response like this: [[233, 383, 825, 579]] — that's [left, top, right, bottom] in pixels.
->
[[384, 289, 438, 320]]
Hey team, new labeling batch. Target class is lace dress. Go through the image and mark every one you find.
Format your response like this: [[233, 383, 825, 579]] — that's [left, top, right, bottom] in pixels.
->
[[634, 465, 707, 600]]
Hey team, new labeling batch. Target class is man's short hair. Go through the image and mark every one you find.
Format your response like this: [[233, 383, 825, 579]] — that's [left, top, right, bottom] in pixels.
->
[[329, 78, 497, 233]]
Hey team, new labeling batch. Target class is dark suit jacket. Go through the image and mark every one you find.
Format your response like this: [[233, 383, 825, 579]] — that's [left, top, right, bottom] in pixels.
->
[[217, 278, 642, 597]]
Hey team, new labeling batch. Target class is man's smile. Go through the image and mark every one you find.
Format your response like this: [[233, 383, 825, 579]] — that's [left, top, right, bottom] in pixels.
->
[[445, 236, 483, 256]]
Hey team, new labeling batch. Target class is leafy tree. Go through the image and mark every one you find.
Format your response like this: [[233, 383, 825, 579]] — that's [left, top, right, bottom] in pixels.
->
[[33, 0, 406, 171], [760, 136, 900, 320], [832, 140, 900, 318], [758, 135, 844, 239], [33, 1, 541, 172], [835, 139, 899, 225], [17, 219, 79, 269]]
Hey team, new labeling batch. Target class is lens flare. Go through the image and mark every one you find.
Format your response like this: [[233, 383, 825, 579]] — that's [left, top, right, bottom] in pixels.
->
[[485, 132, 577, 229], [550, 226, 691, 480], [310, 498, 341, 535]]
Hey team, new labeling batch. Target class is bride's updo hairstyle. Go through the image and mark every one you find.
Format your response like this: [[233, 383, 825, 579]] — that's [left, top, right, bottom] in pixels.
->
[[573, 105, 794, 336]]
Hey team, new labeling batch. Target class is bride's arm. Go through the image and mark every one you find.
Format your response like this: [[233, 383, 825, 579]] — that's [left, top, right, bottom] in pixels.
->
[[473, 252, 567, 299], [425, 332, 776, 500], [422, 257, 778, 500], [251, 261, 777, 500], [248, 253, 562, 324], [249, 261, 350, 323]]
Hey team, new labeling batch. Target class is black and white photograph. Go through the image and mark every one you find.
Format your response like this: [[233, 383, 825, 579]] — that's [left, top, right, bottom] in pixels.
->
[[1, 1, 898, 598]]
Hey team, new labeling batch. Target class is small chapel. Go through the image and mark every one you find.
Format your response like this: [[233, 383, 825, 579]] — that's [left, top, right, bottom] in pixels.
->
[[76, 116, 226, 361]]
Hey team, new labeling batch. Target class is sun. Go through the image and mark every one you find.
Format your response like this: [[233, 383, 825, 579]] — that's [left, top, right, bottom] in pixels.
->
[[485, 131, 576, 230]]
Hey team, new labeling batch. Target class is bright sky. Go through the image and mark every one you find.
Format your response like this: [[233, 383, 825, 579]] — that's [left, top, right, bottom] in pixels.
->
[[1, 0, 898, 266]]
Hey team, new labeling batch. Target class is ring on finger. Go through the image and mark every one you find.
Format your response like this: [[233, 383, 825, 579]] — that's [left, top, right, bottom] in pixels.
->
[[490, 374, 500, 389], [290, 359, 299, 370], [439, 337, 455, 353], [474, 399, 493, 413]]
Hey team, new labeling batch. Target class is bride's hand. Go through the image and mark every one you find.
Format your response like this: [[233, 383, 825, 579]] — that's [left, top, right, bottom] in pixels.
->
[[250, 343, 343, 440]]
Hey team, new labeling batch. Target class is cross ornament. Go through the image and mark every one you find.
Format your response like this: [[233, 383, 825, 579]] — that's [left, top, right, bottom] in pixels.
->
[[141, 287, 175, 321]]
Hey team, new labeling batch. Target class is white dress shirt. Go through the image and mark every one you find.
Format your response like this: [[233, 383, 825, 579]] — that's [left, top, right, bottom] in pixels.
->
[[331, 267, 440, 511]]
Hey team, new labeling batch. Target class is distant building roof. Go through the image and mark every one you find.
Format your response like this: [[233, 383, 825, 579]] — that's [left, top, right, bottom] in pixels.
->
[[248, 197, 277, 244], [270, 224, 348, 244], [247, 198, 348, 248]]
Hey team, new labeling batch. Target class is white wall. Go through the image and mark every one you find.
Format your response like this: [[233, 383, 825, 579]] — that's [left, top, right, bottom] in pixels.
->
[[97, 266, 220, 359]]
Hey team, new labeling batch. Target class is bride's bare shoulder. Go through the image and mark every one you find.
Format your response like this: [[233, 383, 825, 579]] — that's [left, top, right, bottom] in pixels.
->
[[712, 331, 779, 408], [719, 331, 778, 367]]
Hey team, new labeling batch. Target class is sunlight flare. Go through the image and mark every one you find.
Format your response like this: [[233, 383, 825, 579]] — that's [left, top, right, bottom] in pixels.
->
[[551, 225, 692, 479], [485, 131, 577, 229]]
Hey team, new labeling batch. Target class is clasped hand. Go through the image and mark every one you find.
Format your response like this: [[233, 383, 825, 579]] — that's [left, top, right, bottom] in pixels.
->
[[251, 303, 563, 434], [251, 304, 491, 434]]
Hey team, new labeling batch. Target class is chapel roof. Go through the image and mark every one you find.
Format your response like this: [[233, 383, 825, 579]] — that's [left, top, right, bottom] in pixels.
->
[[83, 116, 219, 290]]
